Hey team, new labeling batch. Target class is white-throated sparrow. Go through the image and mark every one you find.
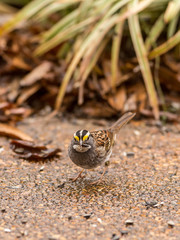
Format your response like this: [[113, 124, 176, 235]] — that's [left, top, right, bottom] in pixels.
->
[[68, 112, 135, 184]]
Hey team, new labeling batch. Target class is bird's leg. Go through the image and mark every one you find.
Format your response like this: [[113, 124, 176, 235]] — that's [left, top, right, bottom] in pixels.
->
[[71, 169, 85, 182], [90, 163, 109, 185]]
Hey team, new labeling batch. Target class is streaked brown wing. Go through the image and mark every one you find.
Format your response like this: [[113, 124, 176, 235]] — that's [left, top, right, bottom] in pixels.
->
[[90, 130, 114, 151]]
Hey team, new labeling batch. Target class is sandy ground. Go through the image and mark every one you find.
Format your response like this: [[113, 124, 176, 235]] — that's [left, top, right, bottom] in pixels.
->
[[0, 115, 179, 240]]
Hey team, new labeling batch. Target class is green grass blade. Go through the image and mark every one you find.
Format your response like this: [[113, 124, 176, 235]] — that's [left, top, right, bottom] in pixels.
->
[[54, 15, 118, 110], [35, 16, 98, 56], [105, 0, 130, 19], [128, 0, 159, 119], [149, 29, 180, 59], [0, 0, 53, 36], [145, 14, 165, 51], [42, 10, 79, 42], [145, 0, 180, 50], [111, 20, 124, 91], [116, 0, 155, 23], [154, 57, 167, 115], [34, 2, 77, 22], [164, 0, 180, 23], [39, 0, 129, 55], [143, 0, 169, 12], [78, 37, 110, 105], [167, 13, 179, 38]]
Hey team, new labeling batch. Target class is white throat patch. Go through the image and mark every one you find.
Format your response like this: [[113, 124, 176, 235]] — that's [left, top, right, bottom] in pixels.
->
[[73, 144, 91, 152]]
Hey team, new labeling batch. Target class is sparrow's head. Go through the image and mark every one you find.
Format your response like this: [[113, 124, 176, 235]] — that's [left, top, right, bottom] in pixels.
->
[[73, 130, 92, 152]]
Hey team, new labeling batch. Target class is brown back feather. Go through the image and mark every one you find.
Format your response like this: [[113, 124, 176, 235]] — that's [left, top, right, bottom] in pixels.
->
[[90, 112, 135, 151], [91, 130, 114, 151]]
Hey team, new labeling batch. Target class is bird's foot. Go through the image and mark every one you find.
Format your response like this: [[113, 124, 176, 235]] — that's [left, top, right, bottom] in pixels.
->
[[90, 166, 108, 185], [70, 169, 85, 182], [90, 178, 103, 185]]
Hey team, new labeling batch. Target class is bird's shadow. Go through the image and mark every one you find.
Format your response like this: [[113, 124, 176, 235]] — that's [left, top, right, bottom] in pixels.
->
[[56, 173, 118, 197]]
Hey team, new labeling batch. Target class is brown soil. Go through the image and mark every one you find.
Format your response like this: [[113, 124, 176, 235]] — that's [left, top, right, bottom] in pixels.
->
[[0, 116, 179, 240]]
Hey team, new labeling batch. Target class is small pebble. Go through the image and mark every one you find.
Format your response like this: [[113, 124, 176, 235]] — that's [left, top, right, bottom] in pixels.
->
[[84, 214, 91, 220], [145, 200, 158, 208], [91, 224, 97, 227], [97, 218, 102, 224], [111, 233, 120, 240], [1, 208, 6, 213], [14, 148, 24, 153], [126, 152, 135, 157], [24, 230, 28, 236], [8, 185, 22, 189], [120, 229, 128, 235], [39, 166, 44, 172], [0, 147, 4, 153], [21, 219, 27, 224], [4, 228, 11, 233], [48, 236, 59, 240], [154, 202, 164, 207], [123, 152, 126, 156], [134, 130, 140, 136], [155, 121, 162, 128], [68, 216, 72, 221], [16, 233, 22, 238], [125, 219, 134, 226], [57, 183, 65, 189], [168, 220, 175, 227]]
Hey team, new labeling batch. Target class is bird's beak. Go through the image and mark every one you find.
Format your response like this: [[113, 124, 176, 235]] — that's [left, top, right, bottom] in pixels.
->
[[79, 139, 83, 146]]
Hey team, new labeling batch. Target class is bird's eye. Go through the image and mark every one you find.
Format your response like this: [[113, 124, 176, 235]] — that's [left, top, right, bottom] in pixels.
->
[[74, 135, 79, 142]]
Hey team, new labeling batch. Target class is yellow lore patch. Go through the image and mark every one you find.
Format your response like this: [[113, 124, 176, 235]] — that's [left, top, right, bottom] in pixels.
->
[[83, 134, 89, 141], [74, 135, 79, 141]]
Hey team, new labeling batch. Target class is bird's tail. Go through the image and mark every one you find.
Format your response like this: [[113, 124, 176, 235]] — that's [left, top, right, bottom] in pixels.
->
[[108, 112, 136, 133]]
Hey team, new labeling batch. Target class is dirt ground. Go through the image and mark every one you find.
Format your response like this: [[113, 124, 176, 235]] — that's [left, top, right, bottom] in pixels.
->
[[0, 115, 179, 240]]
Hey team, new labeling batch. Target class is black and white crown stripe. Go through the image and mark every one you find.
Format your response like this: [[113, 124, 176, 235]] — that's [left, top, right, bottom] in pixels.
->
[[74, 130, 90, 140]]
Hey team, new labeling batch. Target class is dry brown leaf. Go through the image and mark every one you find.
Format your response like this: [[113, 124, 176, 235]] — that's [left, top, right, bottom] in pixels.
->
[[80, 101, 116, 118], [7, 79, 20, 102], [17, 84, 41, 105], [10, 139, 47, 150], [99, 78, 111, 95], [20, 61, 52, 87], [5, 107, 32, 117], [159, 67, 180, 92], [0, 123, 33, 141], [13, 149, 61, 160], [10, 139, 61, 160], [140, 109, 180, 122], [107, 86, 126, 111], [102, 60, 112, 85], [124, 94, 137, 112], [0, 88, 8, 96], [0, 102, 12, 110], [136, 83, 147, 112], [163, 55, 180, 73], [125, 82, 147, 113], [12, 57, 31, 70]]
